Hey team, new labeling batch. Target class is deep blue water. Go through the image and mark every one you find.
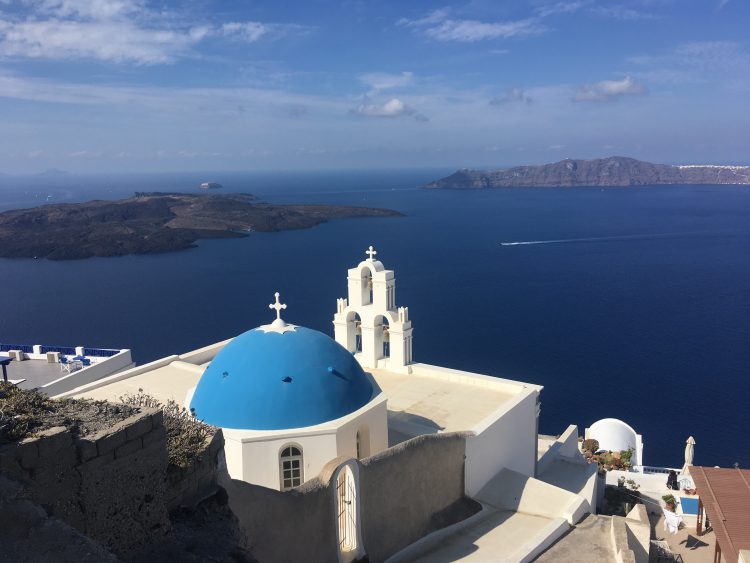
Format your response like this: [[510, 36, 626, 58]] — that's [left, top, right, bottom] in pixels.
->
[[1, 170, 749, 469]]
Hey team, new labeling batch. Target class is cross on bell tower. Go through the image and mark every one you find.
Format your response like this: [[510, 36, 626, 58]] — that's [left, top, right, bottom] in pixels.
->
[[366, 246, 377, 261]]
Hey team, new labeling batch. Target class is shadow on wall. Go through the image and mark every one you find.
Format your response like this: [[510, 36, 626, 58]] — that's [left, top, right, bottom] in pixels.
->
[[221, 432, 481, 563], [386, 410, 446, 446]]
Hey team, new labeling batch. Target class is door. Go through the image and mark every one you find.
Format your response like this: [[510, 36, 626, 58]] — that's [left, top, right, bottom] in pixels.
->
[[335, 464, 360, 562]]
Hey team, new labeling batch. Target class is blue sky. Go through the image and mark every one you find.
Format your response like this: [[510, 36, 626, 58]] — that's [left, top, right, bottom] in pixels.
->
[[0, 0, 748, 173]]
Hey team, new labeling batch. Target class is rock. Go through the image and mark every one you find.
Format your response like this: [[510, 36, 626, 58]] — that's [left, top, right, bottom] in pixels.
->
[[0, 192, 403, 260], [423, 156, 750, 189]]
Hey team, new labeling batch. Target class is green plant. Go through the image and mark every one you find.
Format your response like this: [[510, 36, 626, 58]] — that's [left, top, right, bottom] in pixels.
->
[[625, 479, 640, 491], [662, 494, 678, 508], [621, 448, 634, 469]]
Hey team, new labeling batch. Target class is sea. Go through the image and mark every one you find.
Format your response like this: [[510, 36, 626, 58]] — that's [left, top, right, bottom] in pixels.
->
[[1, 169, 748, 469]]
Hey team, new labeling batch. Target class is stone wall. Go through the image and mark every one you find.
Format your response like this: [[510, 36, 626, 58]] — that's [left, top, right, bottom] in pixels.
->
[[360, 432, 475, 562], [0, 407, 170, 557], [222, 470, 338, 563], [166, 430, 225, 511]]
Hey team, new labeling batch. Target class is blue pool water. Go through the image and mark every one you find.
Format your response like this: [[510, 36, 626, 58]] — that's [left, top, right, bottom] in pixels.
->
[[1, 170, 748, 468]]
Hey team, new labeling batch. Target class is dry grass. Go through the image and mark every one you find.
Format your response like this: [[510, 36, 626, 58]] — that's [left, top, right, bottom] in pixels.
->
[[119, 391, 215, 469], [0, 382, 138, 444]]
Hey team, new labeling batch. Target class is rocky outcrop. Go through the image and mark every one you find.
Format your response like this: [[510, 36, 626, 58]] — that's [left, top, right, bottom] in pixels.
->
[[0, 475, 118, 562], [423, 157, 750, 189], [0, 192, 403, 260]]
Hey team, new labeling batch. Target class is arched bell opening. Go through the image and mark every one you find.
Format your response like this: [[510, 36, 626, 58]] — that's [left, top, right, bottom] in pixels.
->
[[360, 267, 373, 306], [374, 315, 390, 359], [345, 311, 363, 354]]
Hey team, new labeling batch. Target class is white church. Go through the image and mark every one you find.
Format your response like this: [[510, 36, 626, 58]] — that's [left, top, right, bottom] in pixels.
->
[[60, 247, 600, 562]]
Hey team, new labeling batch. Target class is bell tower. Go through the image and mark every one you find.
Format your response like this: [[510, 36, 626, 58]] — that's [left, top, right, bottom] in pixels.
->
[[333, 247, 413, 372]]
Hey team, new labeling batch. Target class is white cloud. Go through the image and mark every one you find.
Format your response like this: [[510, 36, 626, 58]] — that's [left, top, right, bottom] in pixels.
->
[[37, 0, 143, 20], [535, 1, 586, 17], [0, 19, 197, 64], [573, 76, 646, 102], [355, 98, 408, 117], [354, 98, 427, 121], [627, 41, 750, 83], [220, 21, 307, 43], [397, 10, 544, 42], [396, 9, 451, 28], [490, 87, 532, 105], [590, 5, 657, 21], [358, 71, 413, 92], [0, 2, 305, 64]]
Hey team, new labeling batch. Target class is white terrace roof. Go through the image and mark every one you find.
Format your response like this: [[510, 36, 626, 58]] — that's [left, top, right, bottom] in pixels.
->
[[370, 363, 540, 441]]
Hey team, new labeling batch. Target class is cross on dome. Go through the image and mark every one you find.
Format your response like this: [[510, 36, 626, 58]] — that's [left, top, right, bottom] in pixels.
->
[[269, 292, 287, 322], [258, 292, 296, 334], [366, 246, 377, 261]]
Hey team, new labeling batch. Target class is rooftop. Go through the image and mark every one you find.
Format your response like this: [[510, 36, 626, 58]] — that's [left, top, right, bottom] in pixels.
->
[[369, 364, 536, 445], [691, 466, 750, 563], [69, 359, 206, 405], [2, 358, 72, 389]]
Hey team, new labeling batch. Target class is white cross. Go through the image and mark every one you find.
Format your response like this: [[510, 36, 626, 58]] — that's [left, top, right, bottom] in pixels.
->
[[269, 292, 287, 321], [366, 246, 377, 261]]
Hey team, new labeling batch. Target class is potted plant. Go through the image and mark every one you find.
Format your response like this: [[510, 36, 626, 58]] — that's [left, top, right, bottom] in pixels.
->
[[662, 494, 678, 512]]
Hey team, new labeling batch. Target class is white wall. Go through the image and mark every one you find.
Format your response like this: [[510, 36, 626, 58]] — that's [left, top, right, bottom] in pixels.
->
[[465, 388, 539, 497], [42, 350, 134, 396], [335, 398, 388, 460], [224, 393, 389, 490], [226, 431, 339, 489], [586, 419, 643, 466]]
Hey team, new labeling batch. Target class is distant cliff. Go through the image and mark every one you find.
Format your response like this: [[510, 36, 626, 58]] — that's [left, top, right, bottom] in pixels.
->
[[423, 157, 750, 189]]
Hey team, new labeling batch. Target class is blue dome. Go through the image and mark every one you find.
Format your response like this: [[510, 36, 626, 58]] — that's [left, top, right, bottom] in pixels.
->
[[190, 326, 373, 430]]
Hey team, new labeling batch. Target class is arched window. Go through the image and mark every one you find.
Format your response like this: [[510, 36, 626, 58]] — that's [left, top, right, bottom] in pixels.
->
[[279, 444, 303, 491]]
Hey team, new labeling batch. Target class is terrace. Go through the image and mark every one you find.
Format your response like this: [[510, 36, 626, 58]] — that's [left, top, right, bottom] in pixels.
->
[[0, 343, 134, 395]]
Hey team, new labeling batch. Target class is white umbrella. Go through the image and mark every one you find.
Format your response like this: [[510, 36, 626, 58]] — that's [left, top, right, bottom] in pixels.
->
[[681, 436, 696, 476]]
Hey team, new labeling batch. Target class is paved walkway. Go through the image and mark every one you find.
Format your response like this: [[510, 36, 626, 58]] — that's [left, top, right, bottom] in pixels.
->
[[536, 514, 614, 562], [405, 509, 564, 563]]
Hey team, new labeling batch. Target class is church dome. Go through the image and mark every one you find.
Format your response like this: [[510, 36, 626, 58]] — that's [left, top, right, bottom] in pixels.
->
[[190, 323, 374, 430]]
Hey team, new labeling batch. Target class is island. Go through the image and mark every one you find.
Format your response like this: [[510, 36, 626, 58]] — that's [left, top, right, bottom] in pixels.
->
[[0, 192, 402, 260], [423, 156, 750, 189], [200, 181, 222, 189]]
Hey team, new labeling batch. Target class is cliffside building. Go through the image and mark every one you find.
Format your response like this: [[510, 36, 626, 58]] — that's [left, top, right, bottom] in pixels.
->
[[60, 248, 598, 562]]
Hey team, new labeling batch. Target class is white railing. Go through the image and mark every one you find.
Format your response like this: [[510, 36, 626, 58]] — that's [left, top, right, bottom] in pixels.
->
[[634, 465, 682, 475]]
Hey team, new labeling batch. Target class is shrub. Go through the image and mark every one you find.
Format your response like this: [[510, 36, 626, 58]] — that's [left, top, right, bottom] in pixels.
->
[[0, 383, 53, 443], [120, 391, 215, 469], [582, 438, 599, 453]]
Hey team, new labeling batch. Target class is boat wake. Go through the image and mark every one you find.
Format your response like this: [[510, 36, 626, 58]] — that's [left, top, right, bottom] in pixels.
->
[[500, 233, 701, 246]]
